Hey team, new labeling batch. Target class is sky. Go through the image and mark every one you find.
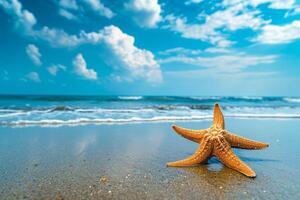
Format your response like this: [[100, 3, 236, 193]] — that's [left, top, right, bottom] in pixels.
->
[[0, 0, 300, 96]]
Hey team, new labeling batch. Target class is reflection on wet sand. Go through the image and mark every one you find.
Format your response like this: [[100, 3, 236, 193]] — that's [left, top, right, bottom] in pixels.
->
[[169, 157, 253, 199], [1, 119, 300, 199]]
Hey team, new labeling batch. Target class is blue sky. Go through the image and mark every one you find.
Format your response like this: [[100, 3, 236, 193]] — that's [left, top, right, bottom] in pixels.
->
[[0, 0, 300, 96]]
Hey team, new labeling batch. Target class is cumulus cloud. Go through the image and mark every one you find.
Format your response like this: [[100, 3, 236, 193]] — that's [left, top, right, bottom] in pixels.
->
[[37, 25, 163, 82], [73, 54, 98, 80], [165, 3, 269, 47], [26, 72, 40, 82], [25, 44, 42, 66], [0, 0, 112, 43], [98, 26, 163, 83], [55, 0, 79, 20], [255, 20, 300, 44], [0, 0, 36, 32], [35, 26, 81, 47], [165, 0, 299, 47], [47, 64, 66, 76], [1, 0, 162, 83], [125, 0, 162, 28], [56, 0, 114, 20], [82, 0, 114, 18], [0, 1, 77, 47]]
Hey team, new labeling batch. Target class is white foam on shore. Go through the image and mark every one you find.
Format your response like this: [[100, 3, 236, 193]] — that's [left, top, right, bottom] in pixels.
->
[[1, 104, 300, 127], [2, 114, 300, 127]]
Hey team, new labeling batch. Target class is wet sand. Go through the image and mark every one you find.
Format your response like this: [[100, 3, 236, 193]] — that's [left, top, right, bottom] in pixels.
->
[[1, 119, 300, 199]]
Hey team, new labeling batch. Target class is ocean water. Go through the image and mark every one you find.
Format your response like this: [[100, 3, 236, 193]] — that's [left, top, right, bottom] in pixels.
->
[[0, 95, 300, 127]]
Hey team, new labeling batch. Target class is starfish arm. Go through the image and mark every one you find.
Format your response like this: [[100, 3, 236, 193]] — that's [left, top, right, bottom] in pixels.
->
[[167, 138, 212, 167], [224, 131, 269, 150], [172, 125, 207, 143], [213, 103, 225, 129], [214, 137, 256, 177]]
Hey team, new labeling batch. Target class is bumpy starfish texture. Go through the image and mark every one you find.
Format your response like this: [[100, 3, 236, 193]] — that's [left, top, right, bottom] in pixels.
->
[[167, 103, 269, 177]]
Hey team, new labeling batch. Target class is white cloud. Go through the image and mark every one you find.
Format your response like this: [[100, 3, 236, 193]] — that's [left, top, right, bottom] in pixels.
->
[[255, 20, 300, 44], [83, 0, 114, 18], [33, 25, 163, 82], [35, 26, 81, 47], [73, 54, 98, 80], [25, 44, 42, 66], [158, 47, 201, 56], [159, 54, 277, 73], [0, 0, 80, 47], [56, 0, 79, 20], [58, 0, 78, 10], [1, 0, 162, 83], [26, 72, 40, 82], [250, 0, 295, 9], [57, 0, 114, 20], [165, 3, 269, 47], [165, 0, 300, 47], [222, 0, 296, 9], [204, 47, 232, 54], [47, 64, 66, 76], [284, 6, 300, 17], [164, 15, 230, 47], [0, 0, 36, 32], [185, 0, 203, 5], [267, 0, 295, 9], [58, 8, 78, 20], [125, 0, 162, 28], [98, 26, 162, 83], [67, 25, 162, 82]]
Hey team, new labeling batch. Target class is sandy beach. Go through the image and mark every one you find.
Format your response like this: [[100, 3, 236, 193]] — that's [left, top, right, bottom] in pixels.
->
[[1, 118, 300, 199]]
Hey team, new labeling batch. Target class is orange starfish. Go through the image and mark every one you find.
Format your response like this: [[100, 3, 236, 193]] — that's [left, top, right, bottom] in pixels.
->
[[167, 103, 269, 177]]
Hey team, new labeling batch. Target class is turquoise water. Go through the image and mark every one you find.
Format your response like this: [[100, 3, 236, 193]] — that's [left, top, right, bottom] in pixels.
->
[[0, 95, 300, 126]]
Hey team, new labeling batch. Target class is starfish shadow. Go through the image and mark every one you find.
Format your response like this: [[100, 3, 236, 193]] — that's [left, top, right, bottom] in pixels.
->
[[237, 156, 279, 163], [206, 155, 278, 163], [171, 156, 249, 178], [172, 162, 254, 198]]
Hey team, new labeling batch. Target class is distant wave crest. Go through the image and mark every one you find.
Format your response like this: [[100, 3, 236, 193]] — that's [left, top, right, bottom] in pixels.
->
[[118, 96, 143, 100], [1, 95, 300, 104], [283, 98, 300, 103]]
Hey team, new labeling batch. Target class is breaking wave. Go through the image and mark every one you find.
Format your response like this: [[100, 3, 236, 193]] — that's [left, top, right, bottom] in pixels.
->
[[1, 105, 300, 127], [1, 95, 300, 127]]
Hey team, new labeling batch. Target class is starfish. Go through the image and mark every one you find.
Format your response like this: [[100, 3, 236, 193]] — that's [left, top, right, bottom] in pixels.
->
[[167, 103, 269, 177]]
